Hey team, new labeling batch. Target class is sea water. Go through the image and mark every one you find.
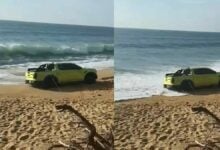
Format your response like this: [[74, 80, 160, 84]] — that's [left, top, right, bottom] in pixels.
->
[[115, 28, 220, 100], [0, 20, 113, 84]]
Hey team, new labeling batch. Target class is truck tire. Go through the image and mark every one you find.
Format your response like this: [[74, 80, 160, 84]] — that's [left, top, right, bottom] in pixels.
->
[[181, 80, 194, 91], [84, 73, 97, 84], [43, 76, 58, 88]]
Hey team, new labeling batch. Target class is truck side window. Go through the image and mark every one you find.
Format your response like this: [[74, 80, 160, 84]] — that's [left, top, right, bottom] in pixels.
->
[[58, 63, 82, 70], [194, 68, 216, 75], [203, 69, 216, 74], [71, 64, 82, 70]]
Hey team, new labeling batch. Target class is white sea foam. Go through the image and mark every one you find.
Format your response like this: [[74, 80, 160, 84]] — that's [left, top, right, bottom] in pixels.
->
[[0, 58, 113, 85], [115, 71, 186, 100], [79, 58, 114, 70], [115, 60, 220, 101], [0, 70, 24, 84]]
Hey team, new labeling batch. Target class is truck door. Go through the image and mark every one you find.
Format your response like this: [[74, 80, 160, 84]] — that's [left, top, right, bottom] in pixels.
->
[[56, 63, 83, 83], [193, 68, 218, 87]]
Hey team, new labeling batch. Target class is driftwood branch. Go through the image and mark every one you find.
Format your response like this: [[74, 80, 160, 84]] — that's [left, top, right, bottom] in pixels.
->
[[192, 106, 220, 124], [185, 107, 220, 150], [55, 104, 114, 150]]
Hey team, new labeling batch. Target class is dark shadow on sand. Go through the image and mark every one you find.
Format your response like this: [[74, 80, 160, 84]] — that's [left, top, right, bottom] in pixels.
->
[[189, 87, 220, 95], [31, 80, 113, 92], [168, 86, 220, 96]]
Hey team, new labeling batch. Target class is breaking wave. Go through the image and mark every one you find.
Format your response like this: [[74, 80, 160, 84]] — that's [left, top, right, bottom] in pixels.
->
[[0, 44, 114, 59], [0, 43, 113, 64]]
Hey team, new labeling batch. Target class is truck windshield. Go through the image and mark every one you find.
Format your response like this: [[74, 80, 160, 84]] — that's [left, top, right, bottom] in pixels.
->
[[174, 69, 183, 76], [37, 64, 54, 71], [174, 69, 190, 76], [37, 64, 47, 71]]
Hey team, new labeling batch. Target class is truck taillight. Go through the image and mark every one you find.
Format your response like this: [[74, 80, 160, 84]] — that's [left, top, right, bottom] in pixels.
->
[[34, 73, 37, 79], [171, 78, 175, 83]]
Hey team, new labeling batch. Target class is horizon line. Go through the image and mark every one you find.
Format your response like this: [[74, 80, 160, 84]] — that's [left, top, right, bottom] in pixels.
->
[[0, 19, 219, 33], [0, 19, 114, 29], [114, 26, 220, 34]]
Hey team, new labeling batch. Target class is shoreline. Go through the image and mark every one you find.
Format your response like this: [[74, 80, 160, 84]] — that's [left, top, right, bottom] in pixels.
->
[[115, 86, 220, 103], [0, 67, 113, 85]]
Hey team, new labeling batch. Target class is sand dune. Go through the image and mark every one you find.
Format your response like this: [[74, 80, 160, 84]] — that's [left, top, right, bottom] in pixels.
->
[[0, 69, 113, 149], [115, 94, 220, 149]]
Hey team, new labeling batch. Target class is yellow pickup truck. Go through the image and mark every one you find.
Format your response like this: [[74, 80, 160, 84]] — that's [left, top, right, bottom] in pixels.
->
[[164, 68, 220, 91], [25, 63, 97, 88]]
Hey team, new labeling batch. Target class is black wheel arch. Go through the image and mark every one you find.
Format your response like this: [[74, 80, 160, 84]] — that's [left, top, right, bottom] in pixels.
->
[[44, 75, 58, 82], [180, 80, 194, 90], [42, 75, 59, 88], [84, 72, 97, 84], [85, 72, 97, 79], [181, 80, 194, 85]]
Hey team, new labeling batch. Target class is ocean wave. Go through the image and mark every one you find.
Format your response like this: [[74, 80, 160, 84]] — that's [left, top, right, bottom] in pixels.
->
[[0, 43, 114, 62]]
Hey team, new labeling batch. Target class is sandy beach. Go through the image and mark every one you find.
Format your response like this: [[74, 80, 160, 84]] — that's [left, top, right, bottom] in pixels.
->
[[0, 69, 113, 149], [114, 89, 220, 150]]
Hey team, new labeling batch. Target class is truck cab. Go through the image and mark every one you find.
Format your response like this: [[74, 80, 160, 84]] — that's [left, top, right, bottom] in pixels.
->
[[164, 68, 220, 90], [25, 63, 97, 88]]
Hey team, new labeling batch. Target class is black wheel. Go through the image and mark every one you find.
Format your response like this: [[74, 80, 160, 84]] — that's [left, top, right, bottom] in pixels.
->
[[84, 73, 97, 84], [43, 76, 58, 88], [181, 80, 194, 91]]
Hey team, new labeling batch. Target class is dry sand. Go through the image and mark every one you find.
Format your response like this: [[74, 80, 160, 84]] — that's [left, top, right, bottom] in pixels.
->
[[0, 69, 113, 149], [115, 89, 220, 150]]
